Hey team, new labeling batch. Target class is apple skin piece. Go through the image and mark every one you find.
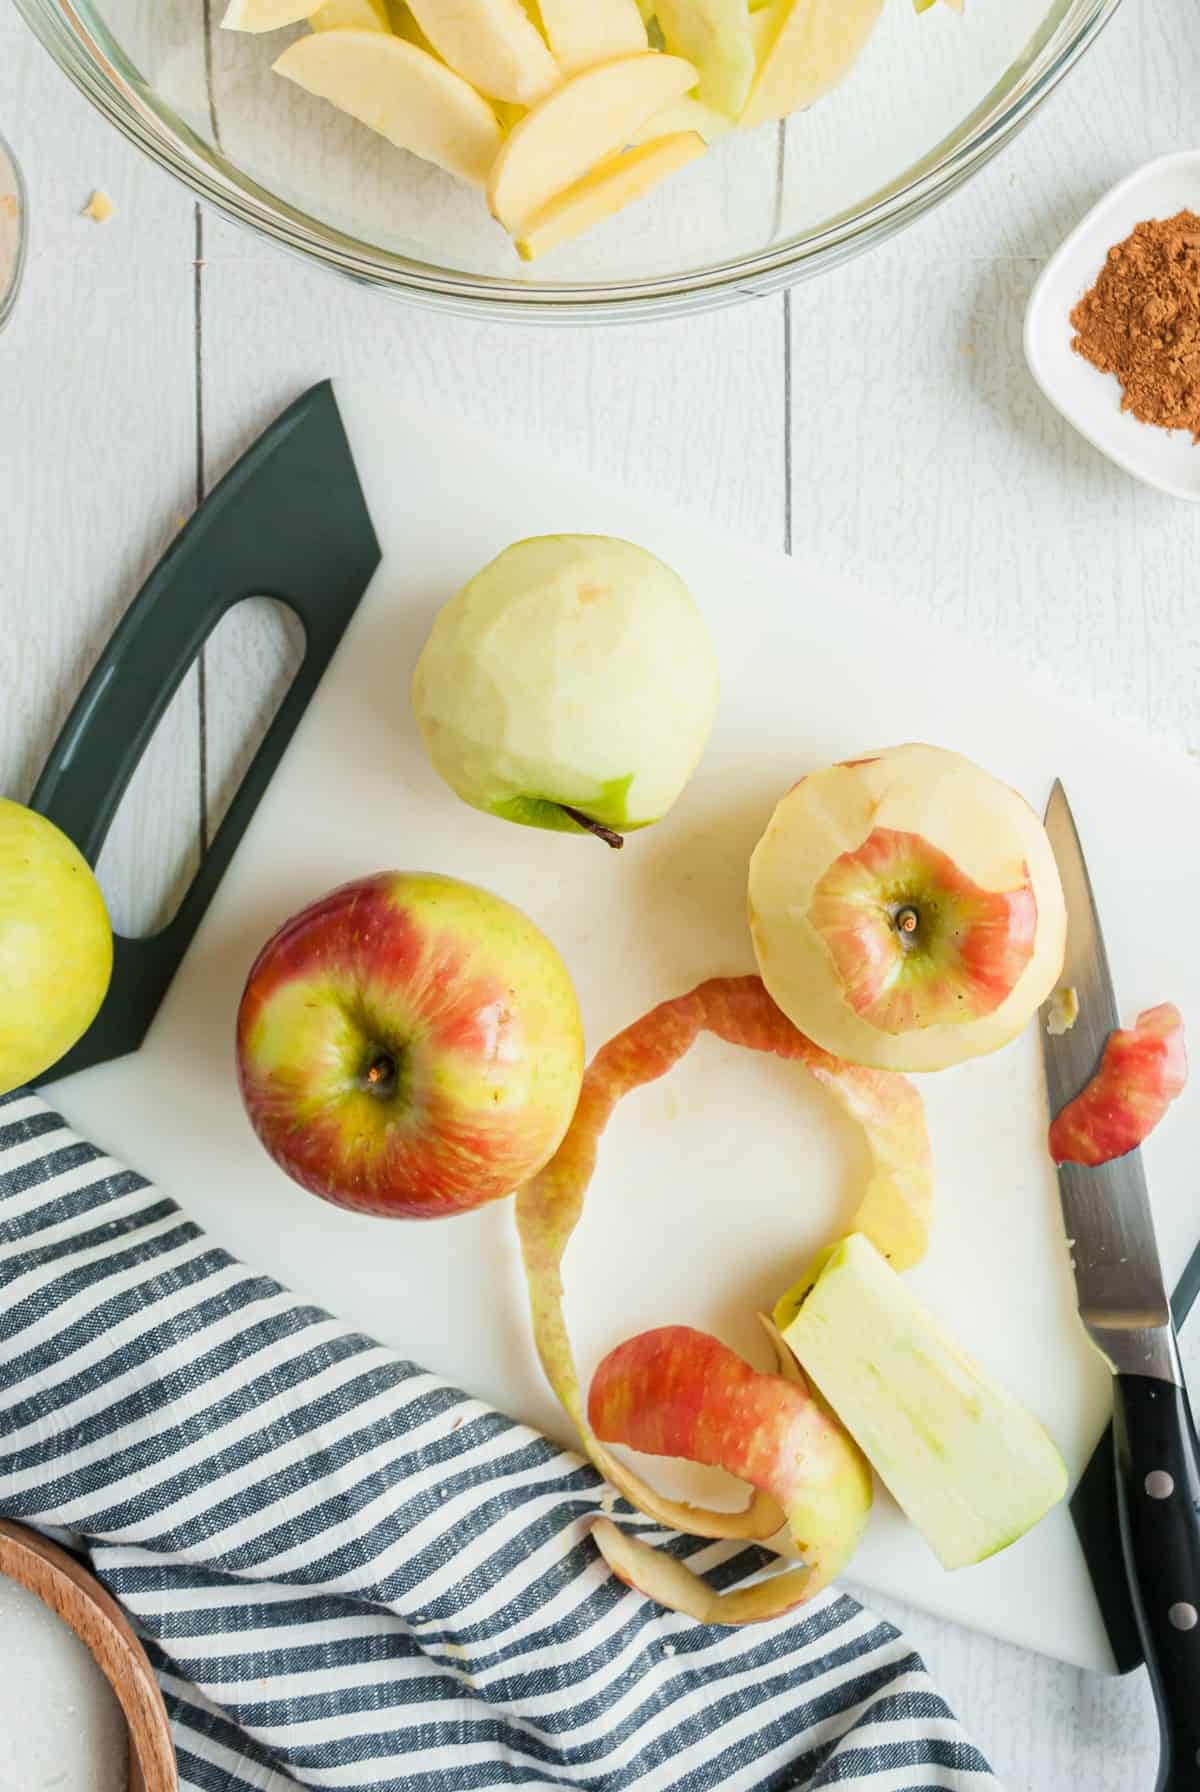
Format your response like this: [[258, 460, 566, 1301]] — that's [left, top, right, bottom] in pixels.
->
[[273, 31, 503, 187], [783, 1233, 1068, 1570], [411, 535, 718, 841], [487, 53, 699, 232], [404, 0, 561, 105], [1049, 1003, 1187, 1168], [740, 0, 885, 130], [515, 973, 931, 1543], [236, 871, 584, 1219], [588, 1325, 871, 1622], [748, 744, 1068, 1072], [516, 132, 705, 261], [537, 0, 648, 74], [0, 800, 113, 1096], [654, 0, 756, 117]]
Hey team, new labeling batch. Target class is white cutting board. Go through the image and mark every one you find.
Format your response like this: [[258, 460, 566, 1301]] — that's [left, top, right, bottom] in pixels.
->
[[51, 381, 1200, 1675]]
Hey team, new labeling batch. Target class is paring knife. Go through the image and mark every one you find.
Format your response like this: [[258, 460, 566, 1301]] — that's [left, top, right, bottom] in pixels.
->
[[1042, 782, 1200, 1791]]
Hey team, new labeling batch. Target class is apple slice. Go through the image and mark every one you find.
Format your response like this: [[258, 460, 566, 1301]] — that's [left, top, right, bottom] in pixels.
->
[[1049, 1003, 1187, 1168], [515, 132, 704, 260], [222, 0, 314, 31], [537, 0, 648, 74], [588, 1323, 871, 1623], [740, 0, 884, 129], [404, 0, 561, 105], [274, 30, 502, 186], [311, 0, 390, 28], [515, 974, 932, 1546], [489, 52, 697, 230], [631, 95, 735, 145], [654, 0, 756, 117]]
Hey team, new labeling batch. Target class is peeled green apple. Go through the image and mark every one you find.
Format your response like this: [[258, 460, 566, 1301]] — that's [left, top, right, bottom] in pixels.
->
[[236, 870, 584, 1218], [748, 744, 1067, 1071], [411, 535, 719, 846], [0, 800, 113, 1094]]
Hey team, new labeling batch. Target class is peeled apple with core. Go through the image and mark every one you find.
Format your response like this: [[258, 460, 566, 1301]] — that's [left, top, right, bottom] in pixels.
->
[[748, 744, 1067, 1072], [411, 536, 719, 847]]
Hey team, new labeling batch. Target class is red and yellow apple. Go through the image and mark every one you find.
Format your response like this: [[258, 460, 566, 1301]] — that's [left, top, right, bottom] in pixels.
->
[[748, 745, 1067, 1072], [236, 871, 584, 1218], [589, 1323, 871, 1623], [0, 799, 113, 1094], [1049, 1002, 1186, 1167]]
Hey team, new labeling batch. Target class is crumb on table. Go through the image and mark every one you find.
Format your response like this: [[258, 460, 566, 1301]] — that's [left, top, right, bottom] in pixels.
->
[[82, 190, 114, 223]]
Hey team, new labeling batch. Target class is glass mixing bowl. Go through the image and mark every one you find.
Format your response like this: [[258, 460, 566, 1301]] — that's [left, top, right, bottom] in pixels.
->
[[15, 0, 1119, 321]]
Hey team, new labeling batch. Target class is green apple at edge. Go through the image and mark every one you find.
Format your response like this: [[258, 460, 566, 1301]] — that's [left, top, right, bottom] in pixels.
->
[[411, 535, 719, 847], [0, 799, 113, 1094]]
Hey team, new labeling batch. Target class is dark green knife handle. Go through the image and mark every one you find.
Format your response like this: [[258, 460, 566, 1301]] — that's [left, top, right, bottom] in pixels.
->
[[1113, 1374, 1200, 1791], [30, 381, 380, 1082]]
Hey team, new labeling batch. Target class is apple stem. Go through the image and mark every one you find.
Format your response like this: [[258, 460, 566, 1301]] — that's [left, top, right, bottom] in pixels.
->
[[895, 905, 919, 942], [558, 805, 624, 850]]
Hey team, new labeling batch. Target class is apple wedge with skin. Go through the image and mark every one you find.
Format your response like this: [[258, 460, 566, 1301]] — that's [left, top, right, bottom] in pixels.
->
[[274, 31, 502, 187], [589, 1323, 871, 1623], [404, 0, 561, 106], [740, 0, 885, 129], [516, 132, 705, 260], [536, 0, 648, 75], [1049, 1003, 1187, 1168], [488, 53, 699, 233], [515, 974, 932, 1546]]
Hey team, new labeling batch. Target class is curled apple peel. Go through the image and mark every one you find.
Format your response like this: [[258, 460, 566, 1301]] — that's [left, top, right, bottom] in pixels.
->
[[515, 974, 932, 1543], [1049, 1003, 1187, 1167], [588, 1323, 872, 1623]]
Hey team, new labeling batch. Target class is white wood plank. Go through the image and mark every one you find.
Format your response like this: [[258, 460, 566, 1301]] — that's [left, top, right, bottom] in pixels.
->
[[0, 8, 201, 935]]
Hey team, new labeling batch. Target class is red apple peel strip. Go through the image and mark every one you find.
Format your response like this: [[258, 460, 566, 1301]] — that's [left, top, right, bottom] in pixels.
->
[[587, 1322, 872, 1625], [1049, 1003, 1187, 1168], [515, 974, 932, 1542]]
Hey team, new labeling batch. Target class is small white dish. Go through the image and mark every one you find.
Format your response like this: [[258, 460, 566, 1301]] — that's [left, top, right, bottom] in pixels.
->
[[1024, 150, 1200, 500]]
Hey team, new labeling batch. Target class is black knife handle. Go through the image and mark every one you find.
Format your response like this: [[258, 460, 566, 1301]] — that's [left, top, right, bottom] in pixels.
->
[[1113, 1373, 1200, 1790]]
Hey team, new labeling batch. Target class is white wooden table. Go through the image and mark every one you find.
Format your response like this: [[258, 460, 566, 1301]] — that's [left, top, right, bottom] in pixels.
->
[[2, 0, 1198, 1784]]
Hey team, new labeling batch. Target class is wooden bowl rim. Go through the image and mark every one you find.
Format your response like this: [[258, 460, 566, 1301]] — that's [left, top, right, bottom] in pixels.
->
[[0, 1519, 178, 1792]]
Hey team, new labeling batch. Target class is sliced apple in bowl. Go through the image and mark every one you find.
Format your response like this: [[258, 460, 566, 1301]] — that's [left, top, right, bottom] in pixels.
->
[[488, 52, 699, 233], [516, 132, 705, 260], [404, 0, 561, 105], [537, 0, 648, 74], [741, 0, 885, 129], [273, 29, 502, 187]]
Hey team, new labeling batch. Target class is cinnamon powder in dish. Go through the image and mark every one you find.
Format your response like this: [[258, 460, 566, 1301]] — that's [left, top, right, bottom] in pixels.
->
[[1070, 210, 1200, 442]]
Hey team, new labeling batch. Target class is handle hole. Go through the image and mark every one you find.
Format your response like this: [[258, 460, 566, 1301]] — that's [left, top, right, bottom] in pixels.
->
[[203, 597, 306, 843], [95, 667, 203, 940]]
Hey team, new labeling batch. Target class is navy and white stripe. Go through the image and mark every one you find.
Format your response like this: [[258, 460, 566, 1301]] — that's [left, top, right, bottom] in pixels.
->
[[0, 1091, 994, 1790]]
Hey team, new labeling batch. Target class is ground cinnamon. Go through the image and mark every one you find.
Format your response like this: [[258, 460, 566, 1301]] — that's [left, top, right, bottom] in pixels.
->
[[1070, 210, 1200, 442]]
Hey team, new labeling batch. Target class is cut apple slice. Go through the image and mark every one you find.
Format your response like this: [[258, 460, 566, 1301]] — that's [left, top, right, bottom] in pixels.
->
[[654, 0, 756, 117], [515, 974, 932, 1546], [222, 0, 314, 31], [489, 51, 698, 231], [515, 132, 704, 260], [274, 30, 502, 187], [740, 0, 884, 129], [631, 94, 734, 145], [404, 0, 561, 105], [537, 0, 648, 73], [310, 0, 390, 27]]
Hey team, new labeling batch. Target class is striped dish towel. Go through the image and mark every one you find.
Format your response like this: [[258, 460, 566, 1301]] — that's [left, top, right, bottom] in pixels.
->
[[0, 1090, 995, 1791]]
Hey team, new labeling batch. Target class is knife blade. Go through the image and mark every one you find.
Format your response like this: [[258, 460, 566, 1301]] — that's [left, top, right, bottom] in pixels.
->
[[1041, 781, 1200, 1792]]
